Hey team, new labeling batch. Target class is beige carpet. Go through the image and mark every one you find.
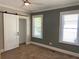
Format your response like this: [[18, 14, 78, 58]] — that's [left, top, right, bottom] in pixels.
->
[[1, 44, 79, 59]]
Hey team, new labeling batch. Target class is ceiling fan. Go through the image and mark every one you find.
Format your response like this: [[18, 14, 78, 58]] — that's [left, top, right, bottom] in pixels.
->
[[24, 0, 31, 6], [23, 0, 44, 6], [22, 0, 45, 12]]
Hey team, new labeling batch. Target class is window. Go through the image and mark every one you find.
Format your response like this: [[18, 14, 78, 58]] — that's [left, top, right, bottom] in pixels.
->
[[32, 15, 43, 38], [59, 10, 79, 46]]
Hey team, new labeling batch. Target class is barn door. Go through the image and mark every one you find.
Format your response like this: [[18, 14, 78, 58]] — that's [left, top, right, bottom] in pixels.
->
[[4, 13, 19, 51]]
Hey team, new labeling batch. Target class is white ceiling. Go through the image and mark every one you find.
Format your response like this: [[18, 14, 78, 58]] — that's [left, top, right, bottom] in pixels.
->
[[0, 0, 79, 13]]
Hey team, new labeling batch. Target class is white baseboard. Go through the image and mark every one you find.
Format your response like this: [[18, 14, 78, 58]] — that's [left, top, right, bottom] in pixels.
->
[[26, 42, 31, 45], [0, 49, 4, 54], [31, 41, 79, 57]]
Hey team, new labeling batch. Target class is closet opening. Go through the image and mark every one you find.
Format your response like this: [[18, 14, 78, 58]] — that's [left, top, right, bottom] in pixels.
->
[[19, 18, 26, 45]]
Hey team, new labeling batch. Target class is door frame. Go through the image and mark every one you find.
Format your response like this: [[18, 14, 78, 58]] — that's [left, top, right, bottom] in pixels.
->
[[19, 16, 31, 45]]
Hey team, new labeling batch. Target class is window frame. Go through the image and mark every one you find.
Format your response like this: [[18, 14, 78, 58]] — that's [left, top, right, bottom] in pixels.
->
[[32, 15, 43, 39], [59, 10, 79, 46]]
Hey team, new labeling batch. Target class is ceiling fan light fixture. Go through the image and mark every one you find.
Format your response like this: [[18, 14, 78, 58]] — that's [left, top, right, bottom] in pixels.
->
[[24, 0, 30, 6], [25, 2, 30, 5]]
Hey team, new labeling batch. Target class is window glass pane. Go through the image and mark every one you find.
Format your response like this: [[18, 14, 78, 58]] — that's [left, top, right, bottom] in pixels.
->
[[62, 14, 78, 43], [63, 14, 78, 28], [63, 29, 77, 43], [32, 16, 43, 38]]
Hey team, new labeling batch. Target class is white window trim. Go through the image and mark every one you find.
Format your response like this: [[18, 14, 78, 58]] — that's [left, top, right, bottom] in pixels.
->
[[32, 15, 43, 39], [59, 10, 79, 46]]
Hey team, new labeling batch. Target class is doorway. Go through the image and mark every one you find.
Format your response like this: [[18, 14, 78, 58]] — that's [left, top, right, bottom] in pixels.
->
[[19, 18, 26, 44], [3, 14, 31, 52]]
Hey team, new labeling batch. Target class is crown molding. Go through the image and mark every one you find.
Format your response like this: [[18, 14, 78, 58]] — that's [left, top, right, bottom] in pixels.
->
[[0, 3, 26, 12], [31, 2, 79, 13], [0, 2, 79, 13]]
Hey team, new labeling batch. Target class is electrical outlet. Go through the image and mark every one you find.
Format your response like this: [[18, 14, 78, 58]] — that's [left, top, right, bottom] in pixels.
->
[[49, 42, 52, 45]]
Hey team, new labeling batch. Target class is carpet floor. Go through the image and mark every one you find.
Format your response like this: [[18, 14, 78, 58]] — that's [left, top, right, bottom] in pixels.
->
[[1, 44, 79, 59]]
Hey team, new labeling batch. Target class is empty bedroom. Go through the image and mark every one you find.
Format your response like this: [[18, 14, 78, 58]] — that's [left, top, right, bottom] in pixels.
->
[[0, 0, 79, 59]]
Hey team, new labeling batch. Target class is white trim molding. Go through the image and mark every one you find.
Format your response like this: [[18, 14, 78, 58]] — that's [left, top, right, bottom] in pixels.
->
[[26, 42, 31, 45], [31, 41, 79, 57], [0, 3, 25, 12], [0, 49, 4, 54], [31, 2, 79, 13]]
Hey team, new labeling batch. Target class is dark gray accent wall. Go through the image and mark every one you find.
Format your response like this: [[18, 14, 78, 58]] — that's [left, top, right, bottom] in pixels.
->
[[31, 5, 79, 53], [0, 13, 4, 50]]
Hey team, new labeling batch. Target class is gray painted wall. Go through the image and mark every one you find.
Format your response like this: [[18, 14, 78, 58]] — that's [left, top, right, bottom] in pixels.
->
[[0, 13, 4, 50], [31, 5, 79, 53]]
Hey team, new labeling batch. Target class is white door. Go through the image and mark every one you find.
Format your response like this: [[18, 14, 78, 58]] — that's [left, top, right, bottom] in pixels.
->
[[4, 13, 19, 51]]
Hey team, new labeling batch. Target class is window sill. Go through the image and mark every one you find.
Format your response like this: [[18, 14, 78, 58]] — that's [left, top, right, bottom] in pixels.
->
[[32, 37, 43, 39], [59, 41, 79, 46]]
